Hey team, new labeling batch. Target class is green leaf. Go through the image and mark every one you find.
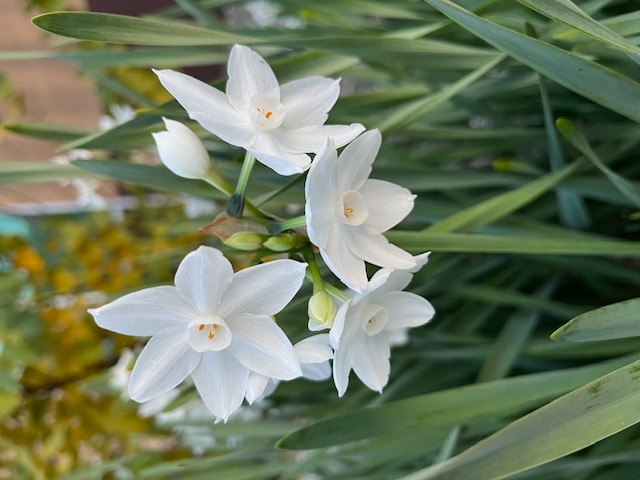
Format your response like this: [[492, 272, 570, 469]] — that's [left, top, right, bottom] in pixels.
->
[[3, 122, 92, 141], [32, 12, 254, 46], [0, 161, 98, 184], [387, 231, 640, 256], [515, 0, 640, 55], [424, 0, 640, 123], [72, 159, 225, 199], [375, 54, 504, 133], [277, 354, 638, 450], [552, 298, 640, 342], [556, 118, 640, 209], [401, 359, 640, 480], [426, 162, 580, 233]]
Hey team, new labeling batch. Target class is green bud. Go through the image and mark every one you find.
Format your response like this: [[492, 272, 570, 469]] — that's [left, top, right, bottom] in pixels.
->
[[308, 291, 337, 331], [263, 233, 306, 252], [224, 231, 267, 251]]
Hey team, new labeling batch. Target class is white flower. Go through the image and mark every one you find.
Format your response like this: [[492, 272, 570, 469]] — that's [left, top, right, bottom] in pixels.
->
[[153, 45, 364, 176], [330, 253, 434, 396], [152, 118, 213, 180], [89, 246, 306, 422], [245, 334, 333, 404], [305, 129, 416, 292]]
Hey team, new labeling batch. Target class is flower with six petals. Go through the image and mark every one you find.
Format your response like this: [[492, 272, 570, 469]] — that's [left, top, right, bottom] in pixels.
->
[[305, 129, 417, 292], [89, 246, 306, 422], [330, 253, 435, 396], [154, 45, 364, 175]]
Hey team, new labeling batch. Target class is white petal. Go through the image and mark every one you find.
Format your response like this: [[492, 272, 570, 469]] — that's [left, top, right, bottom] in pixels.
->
[[345, 227, 416, 270], [153, 68, 244, 124], [192, 350, 248, 422], [245, 373, 274, 404], [322, 124, 366, 148], [360, 179, 415, 233], [294, 334, 333, 363], [228, 313, 302, 380], [320, 237, 368, 292], [329, 300, 351, 348], [174, 246, 234, 315], [302, 362, 331, 381], [350, 333, 391, 392], [271, 126, 328, 154], [306, 140, 340, 248], [280, 77, 340, 127], [332, 342, 353, 397], [128, 326, 200, 402], [153, 119, 212, 180], [382, 291, 435, 330], [226, 45, 280, 113], [336, 129, 381, 193], [89, 286, 194, 336], [218, 259, 306, 318], [247, 135, 311, 175], [190, 111, 257, 147]]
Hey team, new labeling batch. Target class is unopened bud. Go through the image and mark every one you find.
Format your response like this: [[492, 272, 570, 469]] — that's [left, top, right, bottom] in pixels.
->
[[152, 118, 212, 180], [263, 233, 306, 252], [224, 231, 266, 251], [308, 291, 337, 331]]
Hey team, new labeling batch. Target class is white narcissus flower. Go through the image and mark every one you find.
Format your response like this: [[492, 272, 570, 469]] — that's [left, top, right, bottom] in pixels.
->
[[305, 129, 416, 292], [152, 118, 212, 180], [153, 45, 364, 176], [245, 334, 333, 404], [89, 246, 306, 422], [330, 253, 434, 396]]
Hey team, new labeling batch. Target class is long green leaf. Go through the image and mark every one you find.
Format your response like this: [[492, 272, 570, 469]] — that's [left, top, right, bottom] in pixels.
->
[[387, 231, 640, 256], [426, 162, 580, 233], [401, 359, 640, 479], [556, 118, 640, 209], [424, 0, 640, 123], [277, 354, 638, 450], [552, 298, 640, 342], [0, 162, 98, 184], [32, 12, 254, 46], [515, 0, 640, 55], [3, 122, 92, 141]]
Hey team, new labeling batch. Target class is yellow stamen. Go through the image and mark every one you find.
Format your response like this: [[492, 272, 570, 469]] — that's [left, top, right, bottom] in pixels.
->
[[198, 324, 205, 331], [344, 207, 354, 218], [265, 111, 273, 119], [208, 330, 215, 339]]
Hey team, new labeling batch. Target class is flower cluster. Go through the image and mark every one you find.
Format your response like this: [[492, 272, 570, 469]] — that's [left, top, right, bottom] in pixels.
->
[[90, 45, 435, 422]]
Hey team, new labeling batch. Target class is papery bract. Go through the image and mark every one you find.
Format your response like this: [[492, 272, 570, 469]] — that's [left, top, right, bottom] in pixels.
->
[[305, 129, 416, 292], [154, 45, 364, 175], [89, 246, 305, 422], [330, 253, 434, 396], [152, 118, 212, 180]]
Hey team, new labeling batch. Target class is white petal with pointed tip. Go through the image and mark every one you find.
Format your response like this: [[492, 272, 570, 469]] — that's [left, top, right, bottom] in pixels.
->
[[129, 326, 200, 402], [218, 259, 306, 318], [89, 286, 194, 337], [229, 313, 302, 380]]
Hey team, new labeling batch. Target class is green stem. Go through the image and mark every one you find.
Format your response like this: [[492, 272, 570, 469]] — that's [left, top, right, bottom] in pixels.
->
[[235, 150, 256, 198], [280, 215, 307, 231], [204, 171, 234, 196]]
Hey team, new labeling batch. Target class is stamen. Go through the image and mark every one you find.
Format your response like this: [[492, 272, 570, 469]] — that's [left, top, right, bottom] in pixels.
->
[[213, 324, 219, 329], [265, 111, 273, 119], [344, 207, 354, 218], [208, 330, 215, 339], [198, 324, 205, 331]]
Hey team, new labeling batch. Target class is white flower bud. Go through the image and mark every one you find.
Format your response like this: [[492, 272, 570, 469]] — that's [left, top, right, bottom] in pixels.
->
[[152, 118, 212, 180]]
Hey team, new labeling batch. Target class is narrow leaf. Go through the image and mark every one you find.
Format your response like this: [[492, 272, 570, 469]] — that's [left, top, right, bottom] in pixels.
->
[[552, 298, 640, 342]]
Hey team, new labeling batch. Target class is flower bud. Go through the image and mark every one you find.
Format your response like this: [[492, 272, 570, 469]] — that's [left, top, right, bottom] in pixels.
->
[[224, 231, 267, 251], [263, 233, 306, 252], [152, 118, 212, 180], [308, 291, 337, 331]]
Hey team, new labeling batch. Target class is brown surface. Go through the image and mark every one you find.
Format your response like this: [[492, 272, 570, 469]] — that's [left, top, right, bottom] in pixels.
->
[[0, 0, 102, 208]]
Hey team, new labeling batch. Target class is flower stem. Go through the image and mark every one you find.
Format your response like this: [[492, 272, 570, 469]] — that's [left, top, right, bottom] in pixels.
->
[[303, 249, 350, 301], [279, 215, 307, 231], [204, 171, 234, 196], [223, 151, 267, 218], [235, 151, 256, 197]]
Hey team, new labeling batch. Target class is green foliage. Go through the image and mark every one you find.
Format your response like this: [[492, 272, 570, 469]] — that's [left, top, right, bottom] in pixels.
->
[[3, 0, 640, 478]]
